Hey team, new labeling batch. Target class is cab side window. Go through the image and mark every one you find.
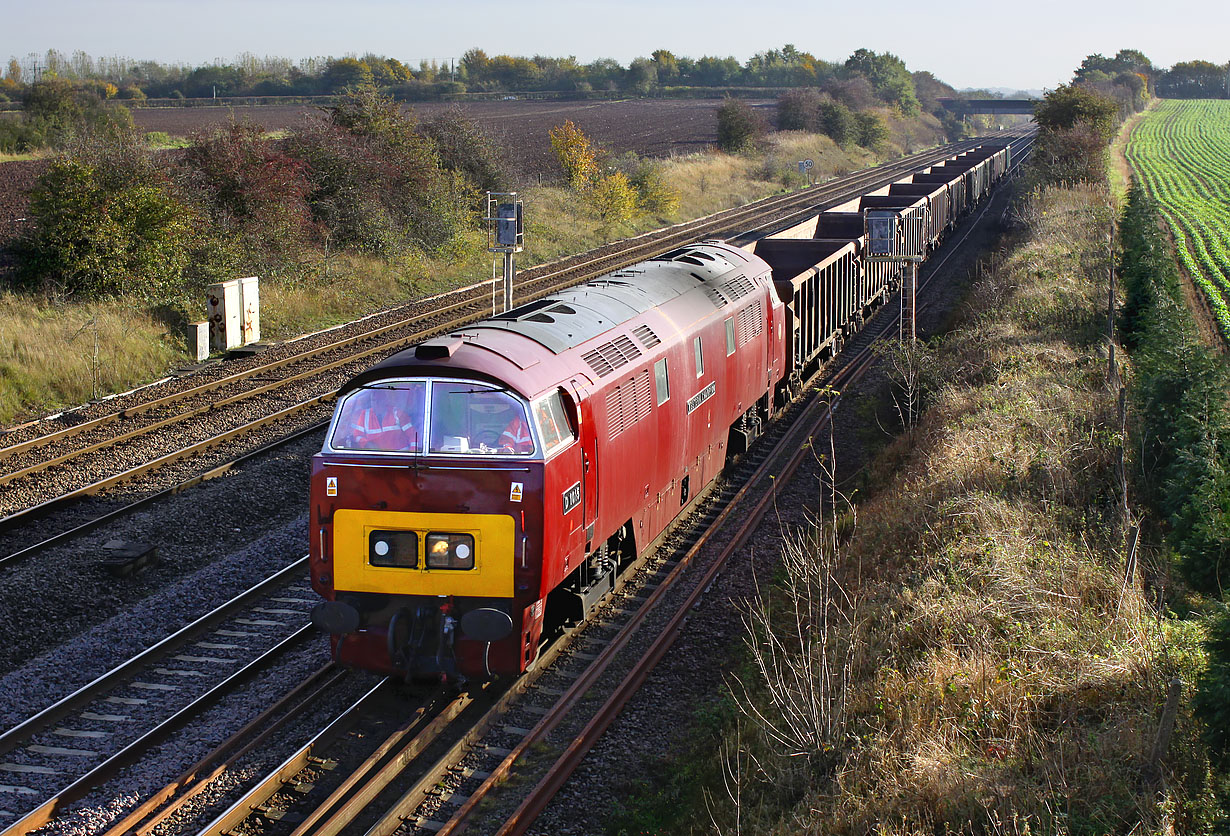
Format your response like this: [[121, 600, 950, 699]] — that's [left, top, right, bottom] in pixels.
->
[[533, 391, 575, 458]]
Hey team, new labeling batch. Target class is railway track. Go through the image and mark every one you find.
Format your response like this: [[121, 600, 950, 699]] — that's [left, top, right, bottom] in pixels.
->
[[0, 560, 327, 836], [0, 133, 1025, 558], [402, 156, 1038, 836]]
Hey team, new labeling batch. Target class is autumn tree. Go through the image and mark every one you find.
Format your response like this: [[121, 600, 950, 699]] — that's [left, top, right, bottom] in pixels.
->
[[549, 120, 599, 189], [550, 121, 673, 230], [181, 120, 315, 279]]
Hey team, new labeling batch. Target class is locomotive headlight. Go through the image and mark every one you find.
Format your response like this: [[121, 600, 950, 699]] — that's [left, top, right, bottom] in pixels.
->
[[369, 530, 418, 568], [426, 533, 476, 569]]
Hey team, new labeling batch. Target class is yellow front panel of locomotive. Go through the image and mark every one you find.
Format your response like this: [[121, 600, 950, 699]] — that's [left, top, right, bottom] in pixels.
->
[[332, 510, 515, 598]]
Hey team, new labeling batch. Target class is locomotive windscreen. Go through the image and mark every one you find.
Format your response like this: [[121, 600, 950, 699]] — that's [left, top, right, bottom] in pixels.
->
[[329, 380, 536, 457]]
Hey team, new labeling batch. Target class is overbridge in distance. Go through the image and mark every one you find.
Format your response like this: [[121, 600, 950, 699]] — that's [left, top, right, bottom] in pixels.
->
[[937, 98, 1037, 117]]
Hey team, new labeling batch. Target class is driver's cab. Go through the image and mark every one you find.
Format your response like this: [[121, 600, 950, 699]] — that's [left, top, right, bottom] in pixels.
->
[[326, 378, 574, 460]]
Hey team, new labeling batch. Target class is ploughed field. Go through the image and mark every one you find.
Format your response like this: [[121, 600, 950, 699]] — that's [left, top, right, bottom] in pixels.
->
[[0, 98, 745, 248], [1126, 98, 1230, 338], [134, 98, 731, 177]]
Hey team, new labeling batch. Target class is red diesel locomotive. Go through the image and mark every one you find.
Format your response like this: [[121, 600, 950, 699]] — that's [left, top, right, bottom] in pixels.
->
[[309, 241, 785, 679]]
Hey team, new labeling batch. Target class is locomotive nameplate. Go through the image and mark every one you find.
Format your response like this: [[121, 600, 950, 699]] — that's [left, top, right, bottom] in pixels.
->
[[686, 382, 716, 415], [562, 481, 582, 515]]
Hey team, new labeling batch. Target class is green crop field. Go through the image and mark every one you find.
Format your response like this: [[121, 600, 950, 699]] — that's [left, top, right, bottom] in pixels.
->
[[1126, 99, 1230, 337]]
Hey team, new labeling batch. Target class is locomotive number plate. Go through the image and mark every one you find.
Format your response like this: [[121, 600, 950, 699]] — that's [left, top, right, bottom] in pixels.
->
[[686, 381, 716, 415], [562, 481, 582, 515]]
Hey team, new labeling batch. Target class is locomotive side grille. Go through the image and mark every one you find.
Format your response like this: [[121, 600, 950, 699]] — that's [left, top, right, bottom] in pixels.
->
[[584, 335, 643, 378], [721, 274, 756, 300], [631, 371, 653, 420], [607, 371, 654, 440], [737, 301, 764, 347], [704, 287, 729, 308], [633, 324, 661, 349], [606, 389, 624, 438]]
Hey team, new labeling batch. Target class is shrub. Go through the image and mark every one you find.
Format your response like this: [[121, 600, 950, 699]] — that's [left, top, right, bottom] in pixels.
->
[[181, 120, 315, 279], [290, 89, 472, 256], [716, 97, 766, 153], [776, 88, 824, 131], [590, 169, 638, 229], [18, 135, 195, 299], [421, 104, 508, 194], [1121, 186, 1230, 594], [623, 156, 679, 216], [1034, 83, 1119, 142], [819, 99, 857, 147], [21, 78, 132, 148], [548, 119, 599, 188], [1195, 605, 1230, 766], [1030, 122, 1110, 186], [0, 117, 38, 154], [854, 111, 888, 149]]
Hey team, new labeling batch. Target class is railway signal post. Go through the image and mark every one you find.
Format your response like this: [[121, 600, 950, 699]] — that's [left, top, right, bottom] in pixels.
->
[[486, 192, 524, 313]]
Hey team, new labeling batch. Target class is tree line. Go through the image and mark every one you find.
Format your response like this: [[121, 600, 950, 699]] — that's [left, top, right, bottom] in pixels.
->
[[0, 44, 960, 108], [1075, 49, 1230, 99]]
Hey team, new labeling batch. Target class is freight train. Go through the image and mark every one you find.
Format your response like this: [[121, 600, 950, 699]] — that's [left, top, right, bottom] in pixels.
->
[[308, 141, 1013, 680]]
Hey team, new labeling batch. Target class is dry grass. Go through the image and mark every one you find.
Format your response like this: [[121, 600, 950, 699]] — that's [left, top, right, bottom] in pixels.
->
[[0, 148, 48, 163], [659, 116, 944, 223], [0, 293, 182, 422], [712, 185, 1213, 835]]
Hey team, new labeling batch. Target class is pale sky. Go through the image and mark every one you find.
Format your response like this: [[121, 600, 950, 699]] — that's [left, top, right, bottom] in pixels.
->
[[2, 0, 1227, 91]]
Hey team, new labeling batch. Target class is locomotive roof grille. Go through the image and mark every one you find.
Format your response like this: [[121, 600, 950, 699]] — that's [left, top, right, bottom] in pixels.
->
[[633, 324, 661, 349], [721, 274, 756, 301], [583, 335, 643, 378], [492, 297, 557, 321]]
